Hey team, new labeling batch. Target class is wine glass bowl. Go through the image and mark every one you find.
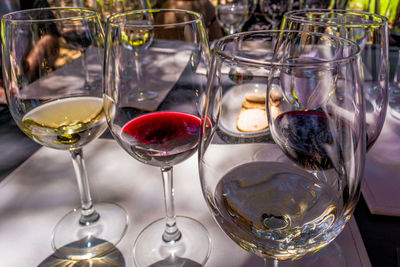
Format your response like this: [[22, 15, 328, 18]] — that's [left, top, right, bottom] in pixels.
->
[[281, 9, 389, 150], [216, 0, 250, 34], [104, 9, 211, 266], [119, 11, 158, 101], [1, 7, 128, 259], [199, 30, 365, 262], [259, 0, 293, 29]]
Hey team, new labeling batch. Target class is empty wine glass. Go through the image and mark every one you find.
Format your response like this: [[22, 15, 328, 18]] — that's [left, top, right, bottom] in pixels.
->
[[259, 0, 294, 29], [1, 7, 128, 259], [199, 30, 365, 265], [216, 0, 250, 34], [104, 9, 211, 266], [282, 9, 389, 150], [112, 0, 153, 13], [51, 0, 114, 22]]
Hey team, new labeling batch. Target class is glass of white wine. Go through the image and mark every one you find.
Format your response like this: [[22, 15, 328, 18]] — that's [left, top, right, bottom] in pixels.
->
[[1, 7, 128, 260]]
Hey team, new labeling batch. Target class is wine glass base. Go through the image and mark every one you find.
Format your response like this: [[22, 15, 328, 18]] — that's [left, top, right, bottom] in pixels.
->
[[52, 202, 129, 260], [128, 90, 158, 102], [265, 240, 346, 266], [133, 216, 211, 267]]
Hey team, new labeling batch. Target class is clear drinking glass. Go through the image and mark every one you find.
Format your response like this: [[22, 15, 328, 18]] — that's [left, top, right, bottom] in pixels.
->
[[1, 7, 128, 259], [199, 30, 365, 265], [259, 0, 294, 29], [216, 0, 250, 34], [104, 9, 211, 266], [282, 9, 389, 150], [119, 8, 158, 102]]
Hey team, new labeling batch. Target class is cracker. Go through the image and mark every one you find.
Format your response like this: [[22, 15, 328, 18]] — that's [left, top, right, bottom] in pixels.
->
[[236, 108, 268, 132], [242, 99, 266, 110], [244, 92, 266, 103], [269, 90, 282, 106]]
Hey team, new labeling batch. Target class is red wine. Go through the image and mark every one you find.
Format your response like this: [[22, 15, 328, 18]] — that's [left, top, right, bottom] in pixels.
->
[[121, 111, 201, 167], [273, 110, 346, 170]]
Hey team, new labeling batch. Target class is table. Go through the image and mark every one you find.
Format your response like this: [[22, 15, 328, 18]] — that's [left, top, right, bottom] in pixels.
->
[[0, 129, 370, 267]]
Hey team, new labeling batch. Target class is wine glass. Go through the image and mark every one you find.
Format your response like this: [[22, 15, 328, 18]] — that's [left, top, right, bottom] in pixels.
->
[[386, 6, 400, 118], [51, 0, 114, 21], [1, 7, 128, 259], [259, 0, 294, 29], [216, 0, 250, 34], [281, 9, 389, 150], [50, 0, 114, 90], [104, 9, 211, 266], [199, 30, 365, 265], [112, 0, 153, 13], [118, 8, 158, 102]]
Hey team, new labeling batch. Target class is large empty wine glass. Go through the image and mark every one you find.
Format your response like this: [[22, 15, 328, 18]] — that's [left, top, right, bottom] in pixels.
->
[[199, 30, 365, 265], [104, 9, 211, 266], [282, 9, 389, 150], [1, 8, 128, 259], [216, 0, 250, 34]]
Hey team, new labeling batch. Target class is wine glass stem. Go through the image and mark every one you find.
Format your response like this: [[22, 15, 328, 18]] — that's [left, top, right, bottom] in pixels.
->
[[81, 50, 90, 87], [264, 258, 279, 267], [134, 51, 142, 83], [70, 148, 100, 225], [161, 166, 182, 243]]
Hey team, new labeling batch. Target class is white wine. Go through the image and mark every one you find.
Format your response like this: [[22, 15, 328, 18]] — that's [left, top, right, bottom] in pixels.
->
[[214, 161, 344, 260], [22, 96, 107, 150], [121, 21, 153, 52]]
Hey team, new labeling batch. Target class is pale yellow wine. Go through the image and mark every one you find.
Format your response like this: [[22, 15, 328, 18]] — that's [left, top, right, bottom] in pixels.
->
[[22, 96, 107, 150]]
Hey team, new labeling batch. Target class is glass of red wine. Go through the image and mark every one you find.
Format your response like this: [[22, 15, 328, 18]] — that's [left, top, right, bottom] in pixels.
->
[[281, 9, 389, 150], [104, 9, 211, 266], [1, 8, 128, 259], [199, 30, 365, 266]]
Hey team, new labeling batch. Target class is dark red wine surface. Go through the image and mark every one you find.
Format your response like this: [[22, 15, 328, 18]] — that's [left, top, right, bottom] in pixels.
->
[[122, 111, 200, 144], [121, 112, 201, 166], [274, 110, 336, 170]]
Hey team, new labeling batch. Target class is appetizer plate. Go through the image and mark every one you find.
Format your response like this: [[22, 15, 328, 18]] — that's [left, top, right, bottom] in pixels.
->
[[219, 83, 270, 138]]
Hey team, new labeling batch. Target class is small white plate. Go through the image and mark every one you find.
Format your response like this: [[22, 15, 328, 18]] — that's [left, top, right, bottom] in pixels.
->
[[219, 83, 270, 138]]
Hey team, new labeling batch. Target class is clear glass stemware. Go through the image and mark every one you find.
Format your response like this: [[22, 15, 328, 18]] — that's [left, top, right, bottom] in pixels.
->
[[104, 9, 211, 266], [199, 30, 365, 265], [216, 0, 250, 34], [1, 7, 128, 260], [282, 9, 389, 150]]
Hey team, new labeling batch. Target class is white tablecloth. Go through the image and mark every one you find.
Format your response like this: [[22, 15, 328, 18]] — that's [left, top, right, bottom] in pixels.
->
[[0, 139, 370, 266]]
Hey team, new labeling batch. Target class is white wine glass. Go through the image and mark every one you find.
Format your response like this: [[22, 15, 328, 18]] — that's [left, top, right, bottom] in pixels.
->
[[119, 9, 158, 102], [199, 30, 365, 265], [104, 9, 211, 266], [282, 9, 389, 150], [216, 0, 250, 34], [1, 7, 128, 260]]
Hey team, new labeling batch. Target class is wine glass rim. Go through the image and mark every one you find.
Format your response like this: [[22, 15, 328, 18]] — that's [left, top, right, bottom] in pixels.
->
[[1, 7, 98, 23], [106, 9, 203, 28], [214, 30, 361, 67], [284, 9, 388, 27]]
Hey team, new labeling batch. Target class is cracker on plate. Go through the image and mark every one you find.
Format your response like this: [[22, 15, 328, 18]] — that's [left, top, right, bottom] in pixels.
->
[[236, 108, 268, 132]]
